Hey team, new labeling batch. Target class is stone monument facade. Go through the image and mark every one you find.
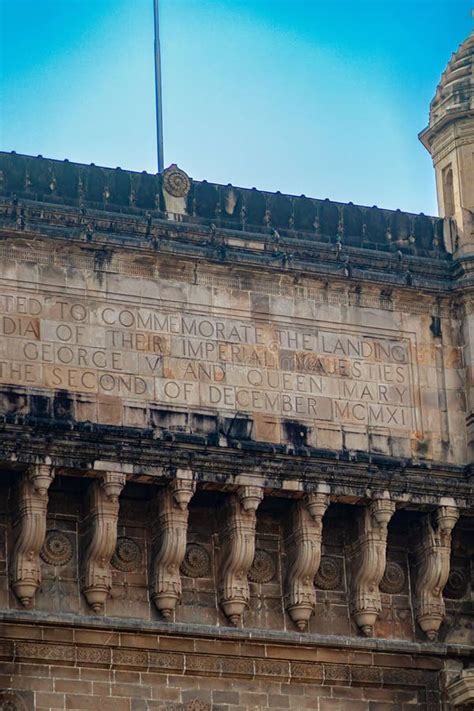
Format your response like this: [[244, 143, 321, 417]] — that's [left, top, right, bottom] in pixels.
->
[[0, 29, 473, 711]]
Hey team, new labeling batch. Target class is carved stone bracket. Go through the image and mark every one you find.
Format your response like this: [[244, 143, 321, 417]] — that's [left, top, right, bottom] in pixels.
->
[[284, 492, 329, 631], [81, 472, 126, 613], [414, 504, 459, 640], [10, 464, 55, 607], [218, 485, 264, 626], [150, 473, 196, 619], [446, 669, 474, 707], [349, 494, 396, 636]]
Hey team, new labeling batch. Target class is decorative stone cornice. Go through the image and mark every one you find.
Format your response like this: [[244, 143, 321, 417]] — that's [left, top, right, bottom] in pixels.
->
[[150, 471, 196, 619], [218, 485, 264, 626], [10, 463, 55, 607], [349, 493, 396, 636], [81, 472, 126, 613], [414, 503, 459, 640], [284, 492, 329, 630]]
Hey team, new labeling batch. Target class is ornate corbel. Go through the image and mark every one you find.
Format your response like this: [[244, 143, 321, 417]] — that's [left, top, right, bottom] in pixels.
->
[[150, 473, 196, 619], [218, 485, 264, 626], [81, 472, 126, 613], [414, 504, 459, 640], [10, 464, 55, 607], [349, 494, 396, 636], [284, 492, 329, 630]]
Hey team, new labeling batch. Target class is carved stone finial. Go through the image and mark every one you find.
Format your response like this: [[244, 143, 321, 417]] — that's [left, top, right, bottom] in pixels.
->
[[237, 485, 264, 513], [284, 493, 329, 631], [414, 504, 459, 640], [81, 472, 126, 613], [150, 475, 196, 619], [10, 464, 55, 607], [349, 495, 396, 636], [218, 486, 264, 626]]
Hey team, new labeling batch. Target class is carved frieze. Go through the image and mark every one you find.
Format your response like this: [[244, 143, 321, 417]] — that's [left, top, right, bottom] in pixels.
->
[[284, 492, 329, 630], [10, 464, 55, 607], [81, 472, 126, 613], [150, 474, 196, 618], [414, 504, 459, 639], [349, 494, 396, 636], [218, 485, 264, 626]]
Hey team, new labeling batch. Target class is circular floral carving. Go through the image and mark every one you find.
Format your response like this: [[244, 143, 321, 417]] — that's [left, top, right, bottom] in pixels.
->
[[444, 567, 469, 599], [0, 692, 27, 711], [314, 556, 342, 590], [111, 537, 141, 573], [180, 544, 211, 578], [40, 530, 73, 567], [248, 549, 275, 584], [162, 164, 191, 198], [380, 561, 406, 594]]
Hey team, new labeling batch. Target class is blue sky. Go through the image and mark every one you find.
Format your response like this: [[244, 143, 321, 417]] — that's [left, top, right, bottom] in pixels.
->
[[0, 0, 472, 215]]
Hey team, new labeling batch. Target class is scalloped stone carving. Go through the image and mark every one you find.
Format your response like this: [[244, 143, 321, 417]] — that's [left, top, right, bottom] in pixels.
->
[[0, 691, 27, 711], [180, 543, 211, 578], [162, 164, 191, 198], [248, 549, 275, 584], [40, 530, 73, 567], [380, 561, 406, 594], [111, 536, 142, 572], [314, 556, 342, 590], [444, 566, 469, 599]]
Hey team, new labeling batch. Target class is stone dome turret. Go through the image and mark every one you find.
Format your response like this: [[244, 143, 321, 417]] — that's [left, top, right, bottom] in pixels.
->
[[428, 30, 474, 129]]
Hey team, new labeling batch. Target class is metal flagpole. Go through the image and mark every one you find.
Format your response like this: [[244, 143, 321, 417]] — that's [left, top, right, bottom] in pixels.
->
[[153, 0, 164, 173]]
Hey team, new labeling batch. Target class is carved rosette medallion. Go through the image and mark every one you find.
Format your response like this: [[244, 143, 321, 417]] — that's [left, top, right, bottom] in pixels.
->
[[150, 474, 196, 619], [414, 505, 459, 640], [162, 164, 191, 198], [380, 561, 406, 594], [349, 494, 396, 637], [11, 464, 55, 607], [284, 492, 330, 631], [444, 567, 469, 599], [248, 549, 275, 584], [0, 691, 27, 711], [180, 543, 211, 578], [40, 530, 73, 567], [111, 537, 142, 572], [314, 556, 342, 590]]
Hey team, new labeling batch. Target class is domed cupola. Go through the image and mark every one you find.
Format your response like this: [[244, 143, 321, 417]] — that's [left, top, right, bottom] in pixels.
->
[[420, 28, 474, 255], [429, 31, 474, 128]]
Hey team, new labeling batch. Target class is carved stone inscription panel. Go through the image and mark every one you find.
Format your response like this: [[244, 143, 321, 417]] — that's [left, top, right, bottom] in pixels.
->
[[0, 288, 417, 434]]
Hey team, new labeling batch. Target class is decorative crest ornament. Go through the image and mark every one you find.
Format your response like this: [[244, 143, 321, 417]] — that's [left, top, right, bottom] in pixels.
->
[[162, 164, 191, 198]]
